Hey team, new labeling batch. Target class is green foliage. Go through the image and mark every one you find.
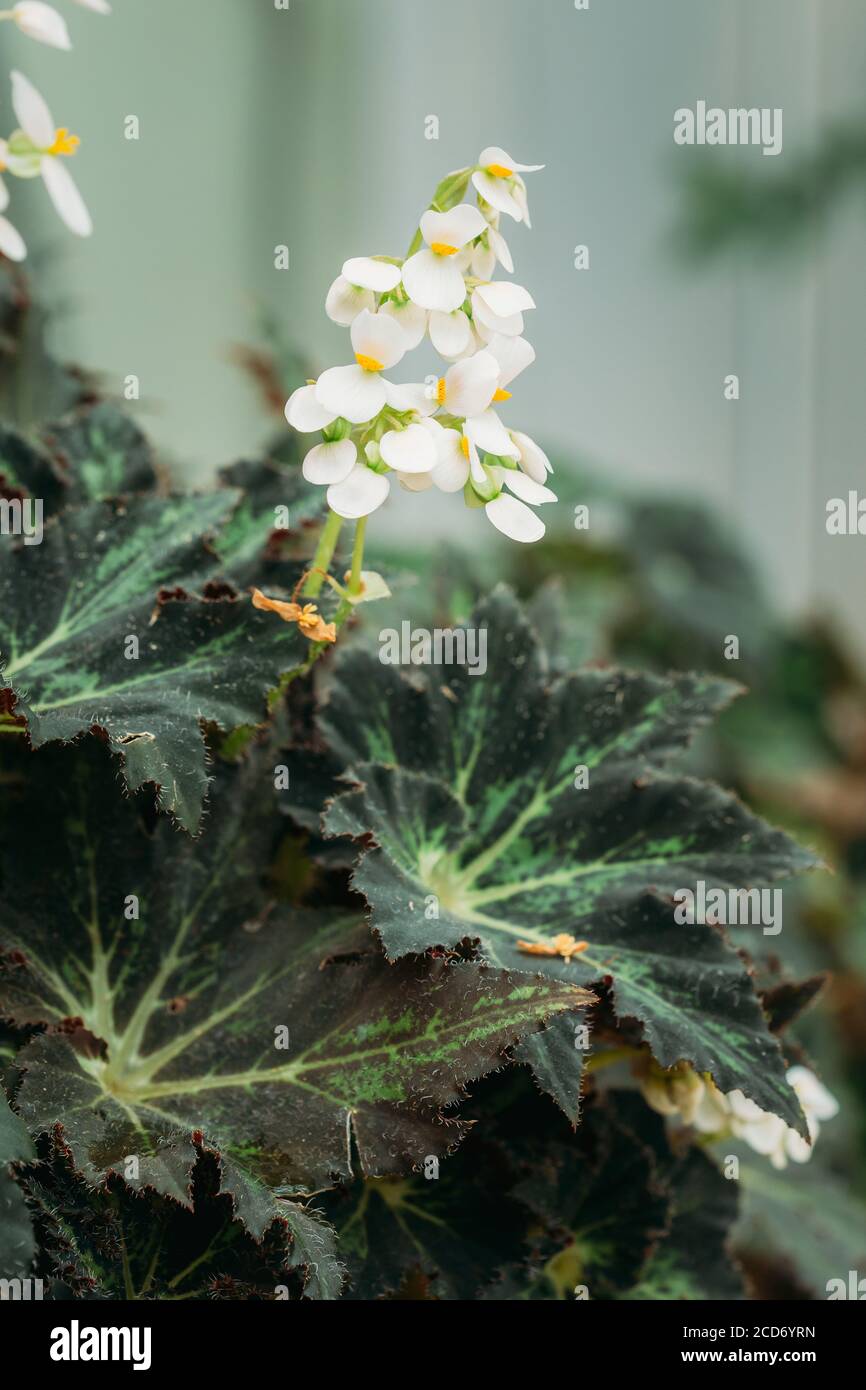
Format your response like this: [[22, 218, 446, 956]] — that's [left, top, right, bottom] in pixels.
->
[[0, 276, 854, 1300]]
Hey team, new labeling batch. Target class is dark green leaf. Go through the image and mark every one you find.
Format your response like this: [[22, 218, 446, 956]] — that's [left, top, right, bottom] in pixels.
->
[[1, 740, 590, 1204], [317, 589, 816, 1131], [1, 1091, 37, 1280], [0, 493, 310, 829]]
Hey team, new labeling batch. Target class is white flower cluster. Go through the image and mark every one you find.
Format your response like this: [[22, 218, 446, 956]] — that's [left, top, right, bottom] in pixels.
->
[[638, 1060, 839, 1170], [285, 148, 556, 543], [0, 2, 108, 261]]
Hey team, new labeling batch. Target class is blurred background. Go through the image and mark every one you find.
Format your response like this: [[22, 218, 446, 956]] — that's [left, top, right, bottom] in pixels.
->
[[7, 0, 866, 652]]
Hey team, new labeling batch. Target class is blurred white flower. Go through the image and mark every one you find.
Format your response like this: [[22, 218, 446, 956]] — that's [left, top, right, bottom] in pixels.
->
[[10, 2, 71, 49], [7, 71, 91, 236], [638, 1059, 839, 1171], [69, 0, 111, 11], [315, 309, 407, 424], [402, 204, 487, 312], [0, 157, 26, 260], [472, 146, 544, 225]]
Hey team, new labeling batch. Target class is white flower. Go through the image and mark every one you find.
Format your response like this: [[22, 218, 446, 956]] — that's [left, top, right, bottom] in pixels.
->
[[639, 1059, 839, 1171], [472, 146, 544, 224], [379, 422, 437, 475], [301, 438, 357, 486], [472, 282, 535, 340], [342, 256, 401, 293], [379, 297, 428, 349], [315, 309, 407, 424], [465, 409, 519, 459], [69, 0, 111, 11], [485, 491, 546, 543], [284, 383, 336, 432], [487, 464, 556, 507], [11, 2, 71, 49], [326, 462, 390, 519], [509, 429, 552, 484], [0, 154, 26, 261], [471, 218, 513, 279], [326, 258, 401, 325], [428, 349, 499, 417], [486, 332, 535, 397], [429, 308, 473, 360], [8, 71, 91, 236], [402, 204, 487, 312], [325, 276, 374, 327]]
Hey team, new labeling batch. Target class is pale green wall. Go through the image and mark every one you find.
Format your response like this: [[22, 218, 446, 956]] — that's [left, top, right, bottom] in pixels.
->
[[4, 0, 866, 651]]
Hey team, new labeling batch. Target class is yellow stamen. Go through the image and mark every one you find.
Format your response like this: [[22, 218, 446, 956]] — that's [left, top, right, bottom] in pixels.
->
[[493, 388, 512, 403], [487, 163, 513, 178], [430, 241, 459, 256], [436, 377, 447, 406], [355, 353, 384, 372], [460, 435, 470, 458], [48, 128, 80, 158]]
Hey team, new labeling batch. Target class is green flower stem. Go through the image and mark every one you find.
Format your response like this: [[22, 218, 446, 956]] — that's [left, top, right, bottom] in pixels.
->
[[348, 516, 367, 595], [303, 509, 344, 598]]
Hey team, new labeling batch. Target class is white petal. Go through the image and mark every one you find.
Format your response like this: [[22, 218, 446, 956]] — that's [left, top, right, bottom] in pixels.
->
[[383, 379, 437, 417], [350, 308, 406, 370], [431, 430, 469, 493], [489, 225, 514, 273], [471, 169, 522, 221], [472, 291, 524, 338], [0, 171, 9, 213], [327, 464, 390, 519], [429, 309, 473, 360], [486, 333, 535, 387], [401, 249, 466, 313], [302, 438, 357, 485], [420, 204, 487, 251], [0, 214, 26, 261], [398, 471, 433, 493], [285, 383, 336, 432], [342, 256, 401, 292], [474, 281, 535, 317], [11, 69, 55, 148], [788, 1066, 839, 1121], [379, 298, 428, 349], [485, 493, 545, 543], [326, 275, 373, 327], [478, 146, 545, 175], [471, 242, 496, 281], [315, 364, 386, 424], [497, 468, 556, 504], [511, 429, 552, 483], [465, 409, 520, 458], [443, 350, 499, 417], [13, 3, 71, 50], [42, 157, 91, 236], [70, 0, 111, 11], [784, 1129, 813, 1164], [379, 422, 437, 474], [513, 179, 532, 228]]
